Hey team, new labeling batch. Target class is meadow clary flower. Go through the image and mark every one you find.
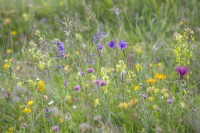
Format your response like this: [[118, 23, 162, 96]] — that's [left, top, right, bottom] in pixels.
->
[[108, 40, 116, 48], [175, 66, 188, 76], [98, 43, 103, 50], [119, 40, 127, 49], [46, 108, 49, 118], [52, 126, 59, 132], [54, 40, 65, 59]]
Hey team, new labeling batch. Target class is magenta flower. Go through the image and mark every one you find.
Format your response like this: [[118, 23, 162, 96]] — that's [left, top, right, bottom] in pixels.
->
[[175, 67, 188, 76], [52, 126, 59, 132], [74, 85, 81, 91], [99, 80, 107, 86], [167, 99, 173, 104], [87, 68, 94, 73]]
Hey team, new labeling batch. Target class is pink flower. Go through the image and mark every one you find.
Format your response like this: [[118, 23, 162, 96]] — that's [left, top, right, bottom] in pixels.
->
[[175, 67, 188, 76]]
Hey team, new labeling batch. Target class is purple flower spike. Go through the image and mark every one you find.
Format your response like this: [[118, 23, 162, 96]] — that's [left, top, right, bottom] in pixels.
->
[[87, 68, 94, 73], [119, 40, 127, 50], [74, 85, 81, 91], [167, 99, 173, 104], [175, 66, 188, 76], [45, 108, 50, 118], [52, 126, 59, 132], [108, 40, 116, 48]]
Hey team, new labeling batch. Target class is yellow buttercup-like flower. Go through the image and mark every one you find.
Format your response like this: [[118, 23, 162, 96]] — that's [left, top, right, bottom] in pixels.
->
[[155, 73, 166, 80], [27, 100, 34, 106], [38, 80, 45, 92], [23, 108, 32, 113], [146, 78, 156, 84], [134, 86, 139, 91], [3, 63, 10, 71]]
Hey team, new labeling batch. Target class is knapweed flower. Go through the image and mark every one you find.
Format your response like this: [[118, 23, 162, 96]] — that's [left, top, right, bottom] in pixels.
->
[[167, 99, 173, 104], [74, 85, 81, 91], [146, 78, 156, 84], [108, 40, 116, 48], [99, 80, 107, 86], [87, 68, 94, 73], [118, 40, 127, 49], [52, 126, 59, 132], [27, 100, 34, 106], [155, 73, 166, 80], [38, 80, 45, 92], [23, 108, 31, 113], [175, 66, 188, 76]]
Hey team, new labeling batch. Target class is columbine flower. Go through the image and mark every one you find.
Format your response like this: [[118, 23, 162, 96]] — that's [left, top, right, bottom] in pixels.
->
[[108, 40, 116, 48], [118, 40, 127, 49], [175, 66, 188, 76], [52, 126, 59, 132], [74, 85, 81, 91], [87, 68, 94, 73]]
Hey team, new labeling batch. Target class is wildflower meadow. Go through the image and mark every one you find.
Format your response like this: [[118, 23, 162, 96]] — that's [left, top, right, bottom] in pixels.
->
[[0, 0, 200, 132]]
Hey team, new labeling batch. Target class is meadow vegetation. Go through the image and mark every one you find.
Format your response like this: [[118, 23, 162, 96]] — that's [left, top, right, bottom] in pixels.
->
[[0, 0, 200, 132]]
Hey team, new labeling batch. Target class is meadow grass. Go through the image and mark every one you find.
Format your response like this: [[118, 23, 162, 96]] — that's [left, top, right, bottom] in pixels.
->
[[0, 0, 200, 132]]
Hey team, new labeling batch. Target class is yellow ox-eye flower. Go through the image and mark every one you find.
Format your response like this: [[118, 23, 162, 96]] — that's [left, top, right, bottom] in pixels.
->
[[27, 100, 34, 106], [38, 80, 45, 92], [23, 108, 31, 113], [3, 63, 10, 71], [129, 98, 138, 107], [118, 102, 129, 109], [146, 78, 156, 84], [155, 73, 166, 80]]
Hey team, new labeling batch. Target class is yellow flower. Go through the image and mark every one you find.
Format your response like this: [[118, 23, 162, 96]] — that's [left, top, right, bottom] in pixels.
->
[[152, 105, 158, 110], [148, 97, 154, 102], [135, 63, 140, 72], [23, 108, 31, 113], [11, 31, 17, 36], [134, 86, 139, 91], [27, 100, 34, 106], [146, 78, 156, 84], [180, 102, 186, 108], [75, 51, 79, 55], [3, 63, 10, 71], [38, 80, 45, 92], [155, 73, 166, 80], [157, 62, 162, 67], [129, 98, 138, 107], [135, 47, 142, 55], [65, 53, 70, 58], [163, 92, 169, 98], [6, 49, 13, 54], [94, 98, 100, 107], [64, 65, 70, 72], [118, 102, 129, 109], [59, 118, 64, 123], [153, 88, 159, 94], [3, 18, 11, 25], [66, 95, 72, 103]]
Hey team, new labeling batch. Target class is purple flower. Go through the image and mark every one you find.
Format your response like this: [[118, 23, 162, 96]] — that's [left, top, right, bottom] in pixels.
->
[[52, 126, 59, 132], [99, 80, 107, 86], [55, 40, 65, 59], [167, 99, 173, 104], [175, 67, 188, 76], [98, 43, 103, 50], [108, 40, 116, 48], [119, 40, 127, 50], [74, 85, 81, 91], [94, 79, 100, 85], [45, 108, 49, 118], [7, 92, 10, 100], [87, 68, 94, 73]]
